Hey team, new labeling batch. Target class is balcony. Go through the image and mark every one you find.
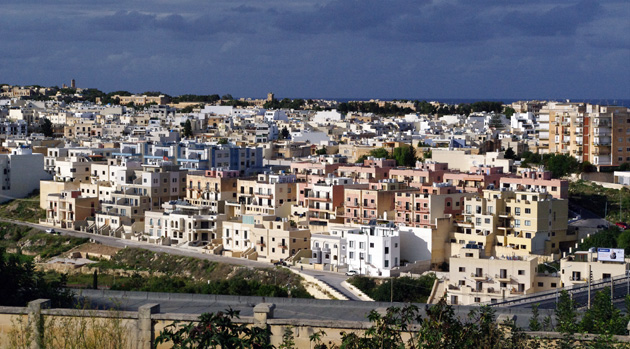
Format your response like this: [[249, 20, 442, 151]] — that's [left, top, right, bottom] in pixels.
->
[[278, 243, 288, 249], [470, 273, 489, 281]]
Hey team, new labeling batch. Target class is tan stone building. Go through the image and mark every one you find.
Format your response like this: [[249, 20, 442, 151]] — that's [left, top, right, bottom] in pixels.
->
[[222, 214, 310, 261]]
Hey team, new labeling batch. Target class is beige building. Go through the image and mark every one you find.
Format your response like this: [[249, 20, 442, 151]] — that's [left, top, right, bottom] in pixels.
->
[[222, 214, 310, 262], [185, 169, 239, 213], [543, 102, 630, 167], [447, 245, 559, 305], [113, 94, 170, 105], [144, 200, 227, 246], [42, 189, 98, 230], [226, 173, 296, 218], [452, 188, 573, 257], [560, 250, 628, 287]]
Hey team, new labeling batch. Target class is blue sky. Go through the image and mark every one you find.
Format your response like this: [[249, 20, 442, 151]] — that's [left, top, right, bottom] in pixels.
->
[[1, 0, 629, 100]]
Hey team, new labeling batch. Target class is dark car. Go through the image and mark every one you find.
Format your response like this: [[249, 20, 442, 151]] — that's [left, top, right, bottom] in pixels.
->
[[616, 222, 628, 230], [274, 259, 287, 267]]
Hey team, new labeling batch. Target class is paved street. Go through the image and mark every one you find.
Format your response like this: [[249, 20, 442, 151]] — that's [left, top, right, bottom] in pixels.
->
[[0, 218, 358, 301]]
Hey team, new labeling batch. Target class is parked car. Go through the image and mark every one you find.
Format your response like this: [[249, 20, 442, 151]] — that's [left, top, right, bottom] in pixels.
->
[[615, 222, 628, 230], [45, 228, 57, 234], [345, 270, 358, 276], [273, 259, 287, 267]]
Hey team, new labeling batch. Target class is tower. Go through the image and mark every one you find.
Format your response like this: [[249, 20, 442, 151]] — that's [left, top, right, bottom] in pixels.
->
[[267, 92, 274, 102], [70, 79, 76, 88]]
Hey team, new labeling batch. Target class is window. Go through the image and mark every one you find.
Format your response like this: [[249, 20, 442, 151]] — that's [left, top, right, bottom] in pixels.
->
[[349, 241, 354, 248], [514, 219, 521, 227], [459, 267, 465, 272], [515, 207, 521, 216], [525, 220, 531, 226], [538, 282, 544, 287], [518, 270, 525, 275], [525, 208, 531, 214]]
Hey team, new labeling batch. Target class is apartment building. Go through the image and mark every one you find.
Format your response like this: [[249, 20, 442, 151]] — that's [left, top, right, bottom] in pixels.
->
[[346, 222, 401, 277], [0, 147, 52, 203], [545, 102, 587, 160], [222, 214, 310, 261], [186, 169, 239, 212], [389, 161, 448, 188], [144, 200, 227, 246], [304, 176, 366, 230], [336, 164, 391, 184], [43, 189, 98, 229], [344, 180, 413, 225], [310, 224, 355, 271], [227, 172, 297, 218], [590, 105, 630, 167], [443, 165, 505, 194], [499, 169, 568, 199], [447, 245, 558, 305], [560, 250, 628, 287], [95, 185, 151, 236], [453, 188, 572, 257], [113, 94, 170, 105], [394, 183, 474, 228]]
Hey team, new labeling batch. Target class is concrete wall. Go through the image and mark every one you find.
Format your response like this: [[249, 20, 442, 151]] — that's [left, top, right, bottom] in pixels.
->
[[1, 298, 628, 349]]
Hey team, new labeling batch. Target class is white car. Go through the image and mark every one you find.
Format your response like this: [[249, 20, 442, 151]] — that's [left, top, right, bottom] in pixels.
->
[[45, 228, 57, 234], [345, 270, 358, 276]]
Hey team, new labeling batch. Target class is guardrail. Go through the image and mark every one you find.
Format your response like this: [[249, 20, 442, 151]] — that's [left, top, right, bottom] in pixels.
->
[[484, 273, 630, 308]]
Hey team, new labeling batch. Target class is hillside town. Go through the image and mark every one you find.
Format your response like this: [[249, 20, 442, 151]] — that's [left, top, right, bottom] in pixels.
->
[[1, 82, 629, 306]]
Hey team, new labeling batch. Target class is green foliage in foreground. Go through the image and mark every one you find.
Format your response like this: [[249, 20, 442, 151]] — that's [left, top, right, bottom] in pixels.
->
[[157, 287, 630, 348], [349, 275, 436, 303], [0, 248, 72, 307]]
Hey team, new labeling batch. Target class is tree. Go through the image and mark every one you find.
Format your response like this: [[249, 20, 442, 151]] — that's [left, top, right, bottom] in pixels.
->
[[41, 118, 54, 137], [504, 106, 516, 118], [155, 308, 273, 348], [316, 147, 327, 155], [280, 127, 290, 140], [529, 303, 542, 331], [504, 147, 516, 160], [580, 287, 627, 335], [555, 290, 578, 334], [182, 120, 193, 138], [369, 148, 390, 159], [218, 138, 228, 145], [221, 94, 233, 100], [0, 248, 72, 307], [391, 146, 416, 167], [488, 114, 504, 129]]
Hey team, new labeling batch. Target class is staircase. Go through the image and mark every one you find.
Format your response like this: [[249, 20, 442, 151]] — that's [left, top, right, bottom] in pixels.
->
[[113, 226, 124, 238], [241, 247, 258, 260], [98, 224, 110, 236]]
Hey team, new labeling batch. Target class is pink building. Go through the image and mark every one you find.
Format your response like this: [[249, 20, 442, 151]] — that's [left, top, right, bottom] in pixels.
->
[[394, 183, 476, 228], [389, 162, 449, 188], [499, 169, 568, 199], [443, 165, 506, 193]]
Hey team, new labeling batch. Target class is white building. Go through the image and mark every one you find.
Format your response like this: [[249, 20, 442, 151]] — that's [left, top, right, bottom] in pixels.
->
[[346, 222, 401, 277], [312, 110, 344, 124], [0, 147, 52, 203]]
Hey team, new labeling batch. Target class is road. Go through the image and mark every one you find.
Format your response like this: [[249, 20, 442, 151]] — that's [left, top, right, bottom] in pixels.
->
[[1, 218, 359, 301]]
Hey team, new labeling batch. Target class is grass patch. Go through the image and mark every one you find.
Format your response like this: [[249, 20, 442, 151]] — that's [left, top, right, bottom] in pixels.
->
[[75, 247, 314, 298], [569, 180, 630, 222], [0, 190, 46, 223], [348, 274, 436, 303], [0, 222, 88, 258]]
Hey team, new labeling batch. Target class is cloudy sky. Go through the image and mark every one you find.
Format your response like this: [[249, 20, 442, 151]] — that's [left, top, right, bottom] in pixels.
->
[[1, 0, 629, 100]]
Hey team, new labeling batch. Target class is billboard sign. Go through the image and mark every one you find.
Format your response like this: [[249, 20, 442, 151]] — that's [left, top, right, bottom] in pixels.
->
[[597, 248, 625, 263]]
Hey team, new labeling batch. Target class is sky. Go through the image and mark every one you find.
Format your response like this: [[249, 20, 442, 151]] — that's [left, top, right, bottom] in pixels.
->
[[1, 0, 629, 100]]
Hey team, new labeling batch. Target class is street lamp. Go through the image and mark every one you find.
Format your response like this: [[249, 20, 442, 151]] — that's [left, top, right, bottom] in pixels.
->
[[543, 262, 560, 305]]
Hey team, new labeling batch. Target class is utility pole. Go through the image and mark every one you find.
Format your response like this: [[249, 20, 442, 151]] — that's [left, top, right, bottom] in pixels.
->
[[390, 277, 394, 303], [611, 277, 614, 300], [588, 263, 592, 309]]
